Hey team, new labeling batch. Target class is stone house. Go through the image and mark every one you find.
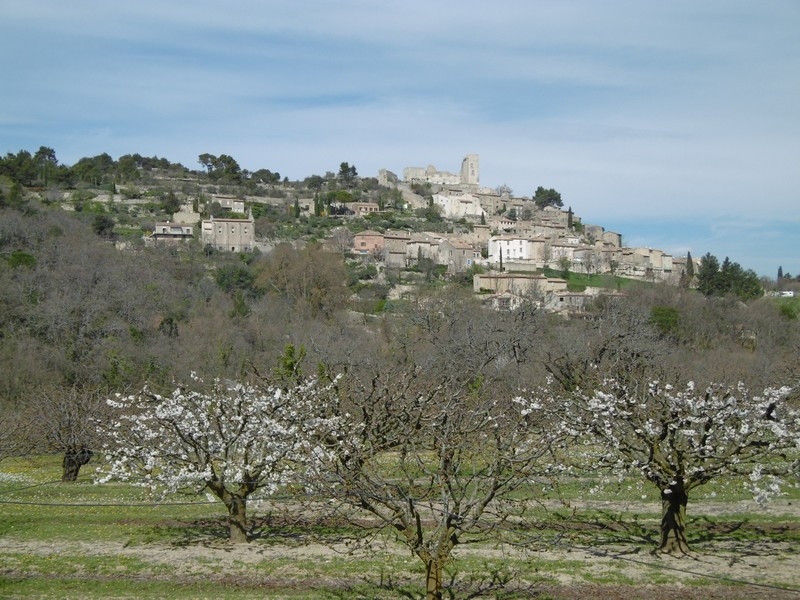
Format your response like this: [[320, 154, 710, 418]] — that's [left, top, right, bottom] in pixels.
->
[[615, 247, 674, 281], [482, 291, 526, 311], [432, 191, 486, 221], [540, 206, 569, 228], [352, 230, 384, 256], [602, 230, 623, 248], [438, 239, 474, 274], [383, 230, 412, 268], [549, 241, 578, 265], [487, 236, 552, 270], [148, 222, 194, 246], [407, 233, 441, 265], [543, 291, 589, 313], [172, 203, 202, 225], [460, 224, 492, 247], [488, 236, 533, 263], [201, 214, 255, 252], [473, 272, 567, 297], [349, 202, 380, 216], [212, 196, 246, 214]]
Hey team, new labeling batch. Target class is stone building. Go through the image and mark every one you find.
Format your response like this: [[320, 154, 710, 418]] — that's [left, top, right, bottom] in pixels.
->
[[473, 272, 567, 296], [201, 214, 255, 252], [438, 239, 475, 274], [148, 222, 194, 246], [432, 191, 486, 220], [383, 230, 412, 267], [403, 154, 480, 188], [352, 230, 384, 256]]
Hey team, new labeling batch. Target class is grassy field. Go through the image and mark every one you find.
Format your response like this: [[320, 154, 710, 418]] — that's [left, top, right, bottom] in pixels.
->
[[1, 455, 799, 599]]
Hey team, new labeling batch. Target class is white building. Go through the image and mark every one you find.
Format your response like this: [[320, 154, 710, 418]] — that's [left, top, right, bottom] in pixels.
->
[[432, 191, 486, 220]]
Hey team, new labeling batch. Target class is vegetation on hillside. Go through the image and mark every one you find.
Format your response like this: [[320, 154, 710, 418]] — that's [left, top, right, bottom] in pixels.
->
[[1, 146, 798, 598]]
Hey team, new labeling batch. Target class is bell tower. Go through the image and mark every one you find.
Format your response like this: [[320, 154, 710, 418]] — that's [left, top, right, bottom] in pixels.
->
[[460, 154, 479, 187]]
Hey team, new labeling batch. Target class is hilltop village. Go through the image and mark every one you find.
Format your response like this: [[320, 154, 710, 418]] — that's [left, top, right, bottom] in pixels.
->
[[148, 154, 690, 313]]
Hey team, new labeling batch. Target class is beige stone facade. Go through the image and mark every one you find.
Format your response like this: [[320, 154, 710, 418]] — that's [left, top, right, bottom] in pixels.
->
[[201, 214, 255, 252], [403, 154, 480, 188], [473, 272, 567, 296], [148, 222, 194, 246]]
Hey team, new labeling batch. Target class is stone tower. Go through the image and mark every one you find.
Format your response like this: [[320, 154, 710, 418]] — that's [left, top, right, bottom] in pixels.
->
[[460, 154, 479, 187]]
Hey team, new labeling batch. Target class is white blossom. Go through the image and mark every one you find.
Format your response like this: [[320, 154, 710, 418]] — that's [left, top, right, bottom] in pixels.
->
[[96, 375, 349, 502]]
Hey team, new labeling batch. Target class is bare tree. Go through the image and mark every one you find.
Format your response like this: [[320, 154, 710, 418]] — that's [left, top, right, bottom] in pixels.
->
[[254, 242, 350, 319], [0, 407, 25, 463], [329, 226, 353, 256], [22, 385, 108, 481], [321, 289, 561, 599]]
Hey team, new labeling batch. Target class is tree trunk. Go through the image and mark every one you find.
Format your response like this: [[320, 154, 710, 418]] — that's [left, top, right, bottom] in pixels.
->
[[225, 495, 249, 543], [62, 447, 93, 482], [423, 556, 444, 600], [659, 478, 689, 554]]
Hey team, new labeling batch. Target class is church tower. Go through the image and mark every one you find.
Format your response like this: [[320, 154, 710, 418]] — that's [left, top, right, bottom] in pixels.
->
[[460, 154, 479, 187]]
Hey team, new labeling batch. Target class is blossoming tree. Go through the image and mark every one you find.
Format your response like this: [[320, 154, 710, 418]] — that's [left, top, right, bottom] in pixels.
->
[[566, 379, 799, 554], [98, 374, 343, 543]]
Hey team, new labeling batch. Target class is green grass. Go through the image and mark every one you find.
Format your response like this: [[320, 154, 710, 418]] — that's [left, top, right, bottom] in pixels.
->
[[2, 455, 799, 598]]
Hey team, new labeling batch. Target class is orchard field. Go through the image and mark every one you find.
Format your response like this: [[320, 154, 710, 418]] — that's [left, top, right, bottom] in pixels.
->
[[2, 455, 799, 600]]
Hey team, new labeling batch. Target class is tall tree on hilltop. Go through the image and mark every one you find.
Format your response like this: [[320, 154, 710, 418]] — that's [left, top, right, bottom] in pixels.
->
[[533, 186, 563, 209], [338, 162, 357, 188], [696, 253, 762, 301], [34, 146, 58, 187], [696, 253, 721, 296], [680, 251, 695, 288]]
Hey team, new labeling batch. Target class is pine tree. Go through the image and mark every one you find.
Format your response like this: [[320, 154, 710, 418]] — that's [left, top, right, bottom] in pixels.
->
[[680, 251, 695, 288]]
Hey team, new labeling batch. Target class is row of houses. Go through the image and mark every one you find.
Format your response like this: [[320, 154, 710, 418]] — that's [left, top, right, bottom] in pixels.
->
[[353, 226, 683, 285], [146, 197, 256, 252], [145, 181, 686, 287], [352, 230, 479, 274]]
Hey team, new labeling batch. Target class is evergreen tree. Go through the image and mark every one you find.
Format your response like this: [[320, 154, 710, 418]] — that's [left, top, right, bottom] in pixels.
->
[[696, 253, 720, 296], [696, 252, 762, 300], [533, 186, 563, 209], [680, 251, 695, 288]]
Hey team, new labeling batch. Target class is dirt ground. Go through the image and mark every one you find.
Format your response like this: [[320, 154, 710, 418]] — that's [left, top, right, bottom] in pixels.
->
[[1, 533, 798, 599], [1, 498, 798, 598]]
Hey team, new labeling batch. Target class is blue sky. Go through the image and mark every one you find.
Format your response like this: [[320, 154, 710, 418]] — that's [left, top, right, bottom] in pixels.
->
[[2, 1, 798, 277]]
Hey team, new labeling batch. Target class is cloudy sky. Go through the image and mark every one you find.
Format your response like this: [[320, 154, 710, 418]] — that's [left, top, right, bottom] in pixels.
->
[[2, 1, 798, 276]]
